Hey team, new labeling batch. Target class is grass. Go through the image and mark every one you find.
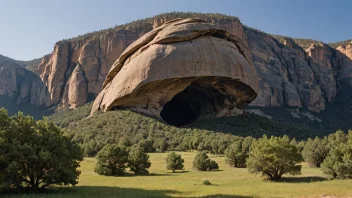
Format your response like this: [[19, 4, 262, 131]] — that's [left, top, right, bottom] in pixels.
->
[[3, 152, 352, 198]]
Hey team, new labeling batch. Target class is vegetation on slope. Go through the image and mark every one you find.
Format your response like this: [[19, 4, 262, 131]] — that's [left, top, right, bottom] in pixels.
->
[[15, 57, 43, 72], [329, 39, 352, 48], [63, 12, 240, 43], [46, 103, 328, 157], [0, 54, 42, 71]]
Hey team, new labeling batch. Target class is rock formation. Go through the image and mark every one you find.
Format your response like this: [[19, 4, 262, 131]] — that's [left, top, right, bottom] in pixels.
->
[[2, 13, 352, 118], [245, 29, 348, 112], [0, 58, 49, 115], [91, 18, 259, 126]]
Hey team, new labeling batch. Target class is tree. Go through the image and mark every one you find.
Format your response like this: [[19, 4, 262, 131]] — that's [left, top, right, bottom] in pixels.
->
[[247, 135, 303, 181], [302, 137, 329, 167], [165, 152, 184, 173], [138, 139, 155, 152], [321, 131, 352, 179], [225, 141, 247, 168], [153, 138, 168, 152], [94, 144, 129, 176], [0, 111, 83, 191], [128, 145, 151, 175], [192, 151, 219, 171]]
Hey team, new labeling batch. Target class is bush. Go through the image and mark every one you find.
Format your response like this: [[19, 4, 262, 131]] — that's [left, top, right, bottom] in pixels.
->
[[128, 145, 151, 175], [225, 141, 247, 168], [0, 109, 83, 191], [192, 151, 219, 171], [247, 135, 303, 181], [166, 152, 184, 173], [302, 137, 329, 167], [209, 160, 219, 171], [321, 131, 352, 179], [202, 180, 212, 185], [94, 144, 129, 176]]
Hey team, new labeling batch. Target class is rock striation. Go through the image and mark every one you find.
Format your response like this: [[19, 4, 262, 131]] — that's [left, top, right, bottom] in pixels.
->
[[245, 28, 349, 112], [91, 18, 259, 126]]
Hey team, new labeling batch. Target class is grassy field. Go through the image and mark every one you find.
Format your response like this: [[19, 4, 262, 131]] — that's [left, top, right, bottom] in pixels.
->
[[3, 152, 352, 198]]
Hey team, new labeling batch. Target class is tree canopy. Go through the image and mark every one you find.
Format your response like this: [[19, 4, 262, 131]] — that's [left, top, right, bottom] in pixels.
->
[[0, 109, 83, 191], [247, 135, 303, 180]]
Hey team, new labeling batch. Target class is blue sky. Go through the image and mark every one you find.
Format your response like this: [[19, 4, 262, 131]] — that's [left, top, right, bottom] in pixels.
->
[[1, 0, 351, 60]]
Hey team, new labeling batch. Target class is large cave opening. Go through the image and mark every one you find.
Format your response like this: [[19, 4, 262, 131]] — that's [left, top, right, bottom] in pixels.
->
[[160, 84, 227, 126]]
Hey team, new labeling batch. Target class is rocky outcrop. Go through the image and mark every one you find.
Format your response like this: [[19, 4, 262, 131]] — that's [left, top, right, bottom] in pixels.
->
[[91, 18, 259, 125], [336, 42, 352, 84], [246, 28, 345, 112], [0, 59, 49, 108], [33, 14, 251, 110]]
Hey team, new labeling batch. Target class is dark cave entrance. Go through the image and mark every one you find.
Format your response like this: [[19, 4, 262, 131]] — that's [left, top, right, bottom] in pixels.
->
[[160, 84, 227, 126]]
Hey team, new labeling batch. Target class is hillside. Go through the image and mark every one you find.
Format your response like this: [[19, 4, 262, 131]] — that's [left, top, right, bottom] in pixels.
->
[[47, 103, 333, 157], [0, 54, 42, 70]]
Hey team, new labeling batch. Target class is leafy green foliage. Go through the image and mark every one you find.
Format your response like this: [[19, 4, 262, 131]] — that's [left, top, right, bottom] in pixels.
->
[[192, 151, 219, 171], [165, 152, 184, 173], [128, 145, 151, 175], [0, 109, 83, 191], [321, 131, 352, 179], [302, 137, 330, 167], [94, 144, 129, 176], [224, 138, 251, 168], [48, 104, 92, 128], [247, 135, 303, 180]]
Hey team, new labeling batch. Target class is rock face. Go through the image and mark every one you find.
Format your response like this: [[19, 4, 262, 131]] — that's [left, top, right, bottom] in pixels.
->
[[91, 18, 259, 126], [246, 28, 345, 112], [0, 59, 49, 110], [33, 14, 251, 111], [336, 42, 352, 84]]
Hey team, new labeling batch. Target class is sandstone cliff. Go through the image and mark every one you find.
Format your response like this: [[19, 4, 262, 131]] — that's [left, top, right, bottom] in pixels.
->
[[91, 18, 258, 125], [4, 13, 352, 115], [35, 13, 250, 110]]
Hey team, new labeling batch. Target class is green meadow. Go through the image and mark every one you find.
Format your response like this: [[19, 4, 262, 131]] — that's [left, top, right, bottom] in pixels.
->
[[4, 152, 352, 198]]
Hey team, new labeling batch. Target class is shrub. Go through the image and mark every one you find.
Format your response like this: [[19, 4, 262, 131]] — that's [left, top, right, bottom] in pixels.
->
[[165, 152, 184, 173], [202, 180, 212, 185], [321, 130, 352, 179], [209, 160, 219, 171], [192, 151, 219, 171], [247, 135, 303, 181], [94, 144, 129, 176], [128, 145, 151, 175], [225, 141, 247, 168], [0, 109, 83, 191], [302, 137, 330, 167]]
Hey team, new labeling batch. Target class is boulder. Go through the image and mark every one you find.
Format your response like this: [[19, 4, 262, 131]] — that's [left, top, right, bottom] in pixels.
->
[[91, 18, 259, 126]]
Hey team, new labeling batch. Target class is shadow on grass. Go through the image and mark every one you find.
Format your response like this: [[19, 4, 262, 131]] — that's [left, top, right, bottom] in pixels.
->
[[197, 195, 253, 198], [1, 186, 254, 198], [277, 176, 327, 183], [105, 172, 175, 177], [168, 170, 190, 173], [210, 169, 224, 172]]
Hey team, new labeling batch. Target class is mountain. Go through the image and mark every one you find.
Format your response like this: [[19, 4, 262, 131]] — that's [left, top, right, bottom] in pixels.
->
[[1, 12, 352, 130], [0, 54, 43, 70], [0, 56, 50, 117]]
